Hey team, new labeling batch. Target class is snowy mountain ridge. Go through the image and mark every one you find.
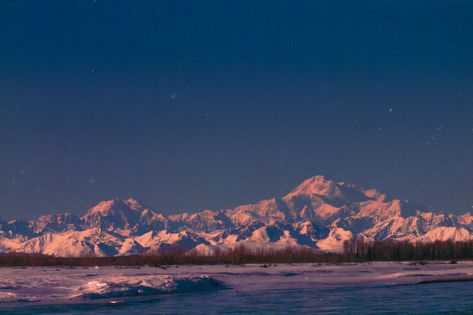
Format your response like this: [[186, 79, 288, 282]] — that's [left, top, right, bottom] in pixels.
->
[[1, 175, 471, 257]]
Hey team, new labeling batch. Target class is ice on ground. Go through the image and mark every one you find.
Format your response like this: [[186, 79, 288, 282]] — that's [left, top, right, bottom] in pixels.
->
[[0, 292, 40, 303], [2, 262, 473, 307], [72, 275, 223, 299], [0, 292, 19, 302]]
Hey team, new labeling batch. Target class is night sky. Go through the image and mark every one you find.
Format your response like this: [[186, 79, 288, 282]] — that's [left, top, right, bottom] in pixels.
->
[[1, 1, 473, 219]]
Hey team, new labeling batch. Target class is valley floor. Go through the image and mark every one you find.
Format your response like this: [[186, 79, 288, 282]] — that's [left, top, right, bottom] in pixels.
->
[[2, 262, 473, 313]]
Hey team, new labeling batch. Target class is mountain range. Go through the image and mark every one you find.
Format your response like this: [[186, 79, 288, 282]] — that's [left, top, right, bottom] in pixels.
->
[[1, 175, 472, 257]]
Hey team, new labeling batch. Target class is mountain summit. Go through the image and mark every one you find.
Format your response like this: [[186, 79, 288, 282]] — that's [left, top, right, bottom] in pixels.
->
[[0, 175, 471, 256], [284, 175, 373, 203], [286, 176, 341, 198], [81, 198, 147, 230]]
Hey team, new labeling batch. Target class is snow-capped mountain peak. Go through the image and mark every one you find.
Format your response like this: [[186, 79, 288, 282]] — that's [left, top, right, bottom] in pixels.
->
[[83, 198, 144, 216], [1, 175, 472, 256], [81, 198, 150, 231], [284, 175, 372, 204], [285, 175, 340, 198]]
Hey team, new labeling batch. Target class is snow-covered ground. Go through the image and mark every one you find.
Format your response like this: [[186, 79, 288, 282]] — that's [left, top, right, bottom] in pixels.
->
[[1, 261, 473, 307]]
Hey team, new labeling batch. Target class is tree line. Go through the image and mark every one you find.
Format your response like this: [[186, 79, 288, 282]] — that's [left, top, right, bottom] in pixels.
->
[[2, 239, 473, 266], [343, 239, 473, 261]]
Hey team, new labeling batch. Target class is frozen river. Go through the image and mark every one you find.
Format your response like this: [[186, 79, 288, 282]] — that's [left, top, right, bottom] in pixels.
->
[[2, 261, 473, 314]]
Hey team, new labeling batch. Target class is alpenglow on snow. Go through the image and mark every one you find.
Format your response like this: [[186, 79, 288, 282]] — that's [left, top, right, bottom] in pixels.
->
[[1, 176, 471, 257]]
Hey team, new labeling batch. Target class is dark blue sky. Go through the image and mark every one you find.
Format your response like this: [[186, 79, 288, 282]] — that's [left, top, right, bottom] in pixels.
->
[[1, 0, 473, 219]]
